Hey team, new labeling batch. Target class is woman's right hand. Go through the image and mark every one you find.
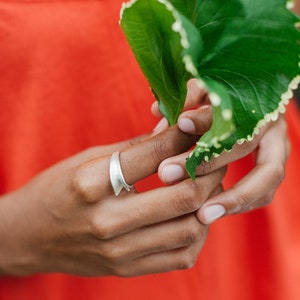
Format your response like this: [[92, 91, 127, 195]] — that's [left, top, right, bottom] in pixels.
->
[[0, 123, 225, 278]]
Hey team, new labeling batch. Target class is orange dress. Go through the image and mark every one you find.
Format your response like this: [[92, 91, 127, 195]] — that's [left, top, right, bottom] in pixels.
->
[[0, 1, 299, 299]]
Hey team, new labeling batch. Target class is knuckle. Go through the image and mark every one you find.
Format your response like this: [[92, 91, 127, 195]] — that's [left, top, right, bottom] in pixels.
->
[[180, 218, 203, 246], [196, 161, 227, 178], [181, 225, 201, 246], [270, 163, 285, 186], [89, 218, 114, 240], [102, 246, 124, 264], [237, 194, 250, 211], [71, 165, 97, 202], [248, 192, 275, 211], [231, 187, 251, 211], [129, 136, 143, 146], [196, 161, 213, 175], [174, 181, 201, 214], [261, 194, 274, 206], [151, 139, 174, 163], [182, 228, 198, 246], [113, 267, 134, 278], [177, 250, 198, 270], [199, 110, 213, 132]]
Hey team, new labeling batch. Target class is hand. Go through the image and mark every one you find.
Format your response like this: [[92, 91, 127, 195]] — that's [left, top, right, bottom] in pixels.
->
[[0, 125, 225, 277], [152, 79, 290, 224]]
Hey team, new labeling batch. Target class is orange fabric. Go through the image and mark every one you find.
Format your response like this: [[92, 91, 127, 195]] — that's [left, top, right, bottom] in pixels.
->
[[0, 1, 300, 299]]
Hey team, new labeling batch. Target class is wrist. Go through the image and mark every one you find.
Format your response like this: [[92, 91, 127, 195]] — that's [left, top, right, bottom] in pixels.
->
[[0, 192, 39, 276]]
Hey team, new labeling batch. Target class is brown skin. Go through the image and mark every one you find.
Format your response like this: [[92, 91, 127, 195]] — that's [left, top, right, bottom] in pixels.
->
[[190, 0, 298, 210], [0, 71, 290, 278], [0, 124, 225, 277], [2, 3, 297, 276], [153, 79, 290, 224], [0, 74, 290, 277]]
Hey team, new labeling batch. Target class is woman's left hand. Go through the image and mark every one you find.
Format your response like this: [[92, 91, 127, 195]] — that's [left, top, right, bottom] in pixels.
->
[[151, 79, 290, 225]]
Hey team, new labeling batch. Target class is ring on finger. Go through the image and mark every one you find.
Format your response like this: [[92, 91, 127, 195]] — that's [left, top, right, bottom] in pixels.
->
[[109, 151, 134, 196]]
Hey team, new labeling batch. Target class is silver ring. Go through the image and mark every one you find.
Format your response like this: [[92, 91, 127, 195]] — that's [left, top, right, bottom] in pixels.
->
[[109, 151, 134, 196]]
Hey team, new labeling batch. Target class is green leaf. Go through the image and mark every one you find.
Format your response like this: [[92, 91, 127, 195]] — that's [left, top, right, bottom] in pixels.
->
[[120, 0, 300, 178]]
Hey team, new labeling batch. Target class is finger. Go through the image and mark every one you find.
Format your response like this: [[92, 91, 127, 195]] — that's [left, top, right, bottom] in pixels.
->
[[244, 190, 275, 212], [71, 125, 200, 201], [152, 99, 213, 136], [151, 101, 164, 118], [116, 125, 200, 185], [152, 117, 169, 135], [209, 183, 224, 198], [178, 105, 212, 134], [150, 79, 208, 119], [197, 119, 289, 224], [158, 141, 258, 184], [89, 168, 225, 238], [185, 78, 209, 109], [196, 161, 283, 224], [99, 214, 206, 263], [113, 235, 207, 277], [59, 133, 152, 170], [158, 121, 273, 184]]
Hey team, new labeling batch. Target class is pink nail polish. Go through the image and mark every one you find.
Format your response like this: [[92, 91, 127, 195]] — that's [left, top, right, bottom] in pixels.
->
[[162, 165, 185, 183], [153, 118, 168, 133], [178, 118, 196, 133], [203, 205, 226, 224]]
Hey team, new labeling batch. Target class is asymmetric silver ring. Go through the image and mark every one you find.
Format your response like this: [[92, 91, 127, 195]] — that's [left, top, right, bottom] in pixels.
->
[[109, 151, 134, 196]]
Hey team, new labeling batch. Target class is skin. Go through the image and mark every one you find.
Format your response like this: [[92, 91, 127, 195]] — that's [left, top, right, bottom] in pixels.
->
[[0, 78, 289, 278], [0, 81, 291, 279], [0, 124, 225, 277], [152, 79, 290, 224], [152, 3, 300, 224], [1, 3, 297, 278]]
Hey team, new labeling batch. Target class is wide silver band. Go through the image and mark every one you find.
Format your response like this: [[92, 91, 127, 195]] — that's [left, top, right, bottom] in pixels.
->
[[109, 151, 134, 196]]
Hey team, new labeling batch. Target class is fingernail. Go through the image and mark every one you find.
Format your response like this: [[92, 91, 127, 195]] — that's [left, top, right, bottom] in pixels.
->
[[200, 104, 211, 110], [203, 204, 226, 224], [178, 118, 196, 133], [153, 118, 168, 133], [151, 101, 158, 109], [161, 165, 185, 183]]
